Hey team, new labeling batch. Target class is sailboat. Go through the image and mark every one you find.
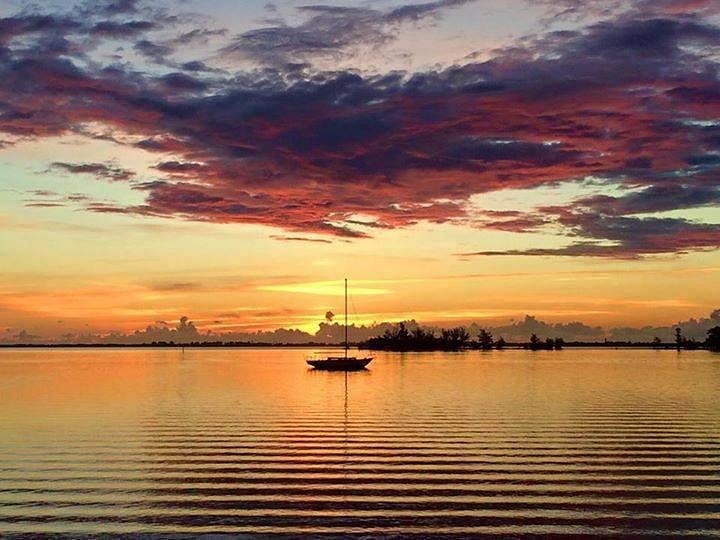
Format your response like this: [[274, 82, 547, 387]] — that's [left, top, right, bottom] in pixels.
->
[[306, 279, 373, 371]]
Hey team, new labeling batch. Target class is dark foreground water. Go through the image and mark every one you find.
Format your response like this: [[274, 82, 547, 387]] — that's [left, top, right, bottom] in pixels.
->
[[0, 348, 719, 538]]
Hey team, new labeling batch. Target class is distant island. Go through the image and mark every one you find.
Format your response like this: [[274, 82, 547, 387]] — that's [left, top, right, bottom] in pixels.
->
[[3, 311, 720, 352], [3, 323, 719, 352], [358, 322, 720, 352]]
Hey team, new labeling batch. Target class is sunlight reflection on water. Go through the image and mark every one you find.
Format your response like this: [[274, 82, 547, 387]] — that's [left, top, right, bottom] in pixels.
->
[[1, 348, 719, 536]]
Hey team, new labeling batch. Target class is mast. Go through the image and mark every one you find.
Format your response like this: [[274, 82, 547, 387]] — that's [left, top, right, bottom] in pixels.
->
[[344, 278, 348, 358]]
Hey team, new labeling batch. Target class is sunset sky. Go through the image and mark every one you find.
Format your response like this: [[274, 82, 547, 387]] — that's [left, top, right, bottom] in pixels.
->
[[1, 0, 719, 340]]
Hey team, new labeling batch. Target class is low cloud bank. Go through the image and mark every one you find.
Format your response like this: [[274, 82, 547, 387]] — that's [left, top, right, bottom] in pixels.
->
[[4, 310, 719, 345]]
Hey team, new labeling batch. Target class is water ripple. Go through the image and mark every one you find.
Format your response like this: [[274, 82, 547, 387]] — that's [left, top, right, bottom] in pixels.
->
[[1, 348, 719, 537]]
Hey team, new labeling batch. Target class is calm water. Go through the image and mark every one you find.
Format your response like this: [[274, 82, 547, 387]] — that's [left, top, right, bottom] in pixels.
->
[[1, 348, 719, 537]]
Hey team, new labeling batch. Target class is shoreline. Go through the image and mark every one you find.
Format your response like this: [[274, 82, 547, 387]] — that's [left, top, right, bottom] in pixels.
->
[[0, 343, 715, 350]]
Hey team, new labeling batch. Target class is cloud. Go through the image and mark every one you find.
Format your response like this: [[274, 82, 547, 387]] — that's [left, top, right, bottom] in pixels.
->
[[133, 28, 228, 67], [29, 189, 59, 197], [146, 282, 203, 292], [157, 72, 210, 92], [488, 314, 605, 342], [153, 161, 209, 174], [269, 235, 334, 243], [22, 188, 113, 211], [0, 15, 82, 46], [134, 39, 173, 63], [460, 217, 720, 259], [532, 0, 720, 24], [462, 183, 720, 258], [573, 185, 720, 216], [258, 281, 389, 296], [0, 1, 718, 256], [89, 19, 155, 38], [50, 162, 135, 182], [5, 308, 719, 345], [563, 17, 720, 60], [24, 201, 66, 208], [169, 27, 227, 46], [473, 210, 552, 233], [221, 0, 478, 66], [90, 0, 141, 16]]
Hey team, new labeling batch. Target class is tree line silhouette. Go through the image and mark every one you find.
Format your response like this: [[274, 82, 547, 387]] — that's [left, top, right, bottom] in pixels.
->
[[650, 326, 720, 351], [360, 324, 469, 351], [360, 323, 720, 352], [525, 334, 565, 351], [4, 321, 719, 351], [359, 323, 565, 351], [702, 326, 720, 351]]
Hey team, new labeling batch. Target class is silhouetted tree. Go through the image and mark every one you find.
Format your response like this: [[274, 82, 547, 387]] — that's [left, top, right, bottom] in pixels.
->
[[652, 336, 662, 349], [477, 328, 494, 350], [397, 322, 410, 342], [553, 337, 564, 350], [458, 327, 470, 344], [411, 327, 436, 349], [707, 326, 720, 352], [529, 333, 541, 351], [441, 327, 470, 350], [362, 323, 469, 351], [675, 327, 682, 351], [495, 337, 506, 350]]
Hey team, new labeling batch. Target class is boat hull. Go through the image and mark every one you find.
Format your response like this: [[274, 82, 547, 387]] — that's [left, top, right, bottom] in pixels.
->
[[306, 357, 373, 371]]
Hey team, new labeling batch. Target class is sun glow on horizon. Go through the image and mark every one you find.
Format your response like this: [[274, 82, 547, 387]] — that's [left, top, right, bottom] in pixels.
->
[[258, 281, 391, 297]]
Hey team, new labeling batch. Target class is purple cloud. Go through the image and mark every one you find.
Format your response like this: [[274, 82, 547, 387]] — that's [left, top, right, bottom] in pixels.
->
[[0, 0, 717, 257], [50, 162, 135, 182]]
